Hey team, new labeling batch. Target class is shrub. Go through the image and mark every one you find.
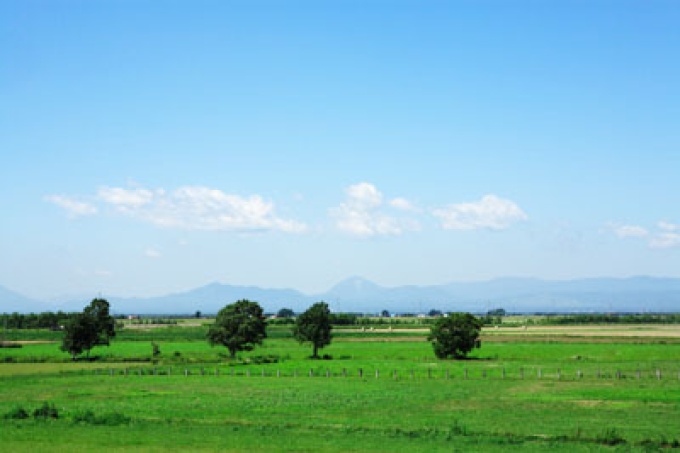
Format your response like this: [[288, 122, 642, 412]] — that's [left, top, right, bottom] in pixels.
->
[[4, 406, 29, 420], [33, 402, 59, 420], [597, 428, 625, 446], [73, 409, 130, 425]]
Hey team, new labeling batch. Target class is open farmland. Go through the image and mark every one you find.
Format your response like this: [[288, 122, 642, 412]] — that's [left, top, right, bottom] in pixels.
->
[[1, 323, 679, 451]]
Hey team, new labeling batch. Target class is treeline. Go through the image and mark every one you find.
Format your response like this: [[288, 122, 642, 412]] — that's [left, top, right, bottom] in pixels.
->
[[534, 313, 680, 325], [0, 312, 76, 330]]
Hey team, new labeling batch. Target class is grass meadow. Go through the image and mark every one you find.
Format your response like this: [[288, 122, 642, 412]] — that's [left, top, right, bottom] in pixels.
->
[[1, 324, 679, 451]]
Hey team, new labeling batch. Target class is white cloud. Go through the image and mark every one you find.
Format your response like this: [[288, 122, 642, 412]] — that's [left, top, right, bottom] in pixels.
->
[[331, 183, 419, 237], [609, 220, 680, 249], [98, 187, 155, 212], [650, 222, 680, 248], [611, 224, 649, 238], [144, 248, 162, 259], [650, 232, 680, 249], [658, 221, 680, 232], [432, 194, 528, 230], [97, 185, 306, 233], [46, 195, 97, 217], [389, 197, 416, 211], [49, 185, 306, 233]]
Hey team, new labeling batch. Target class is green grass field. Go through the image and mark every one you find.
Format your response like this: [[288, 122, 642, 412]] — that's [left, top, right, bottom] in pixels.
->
[[1, 325, 679, 451]]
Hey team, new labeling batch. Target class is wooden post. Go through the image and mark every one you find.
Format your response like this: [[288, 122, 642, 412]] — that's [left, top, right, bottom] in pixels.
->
[[277, 370, 280, 378], [326, 369, 330, 378], [464, 368, 468, 380], [636, 369, 641, 380], [519, 368, 524, 379], [557, 368, 561, 380], [577, 370, 582, 379], [375, 369, 379, 379], [358, 368, 363, 378], [656, 369, 661, 380], [393, 370, 398, 380], [185, 369, 189, 377], [342, 368, 347, 378], [309, 368, 314, 377], [502, 368, 505, 380]]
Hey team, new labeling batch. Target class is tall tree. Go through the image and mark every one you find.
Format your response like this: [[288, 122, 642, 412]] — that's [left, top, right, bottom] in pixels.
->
[[207, 300, 267, 358], [427, 312, 482, 359], [61, 298, 116, 360], [83, 298, 116, 346], [293, 302, 332, 358]]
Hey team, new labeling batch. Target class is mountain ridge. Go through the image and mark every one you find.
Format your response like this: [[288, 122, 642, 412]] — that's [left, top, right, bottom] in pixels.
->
[[2, 276, 680, 314]]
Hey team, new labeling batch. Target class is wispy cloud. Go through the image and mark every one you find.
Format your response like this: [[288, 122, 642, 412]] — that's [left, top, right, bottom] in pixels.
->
[[45, 195, 97, 217], [609, 220, 680, 249], [432, 194, 528, 231], [609, 223, 649, 238], [144, 248, 162, 259], [650, 221, 680, 249], [331, 182, 419, 237]]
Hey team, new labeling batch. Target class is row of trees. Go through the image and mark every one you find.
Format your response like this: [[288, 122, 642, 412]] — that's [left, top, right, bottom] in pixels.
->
[[208, 299, 482, 360], [208, 300, 332, 358], [60, 298, 482, 361]]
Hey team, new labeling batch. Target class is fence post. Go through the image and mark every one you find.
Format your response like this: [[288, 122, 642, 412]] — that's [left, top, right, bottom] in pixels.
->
[[277, 370, 280, 378], [358, 368, 363, 378], [519, 367, 524, 379], [343, 368, 347, 378], [393, 370, 398, 381], [375, 369, 379, 379], [185, 369, 189, 377], [577, 370, 582, 379], [326, 369, 330, 378], [557, 368, 561, 380], [636, 369, 641, 380], [502, 368, 505, 380], [309, 368, 314, 377], [464, 368, 468, 380], [656, 369, 661, 380]]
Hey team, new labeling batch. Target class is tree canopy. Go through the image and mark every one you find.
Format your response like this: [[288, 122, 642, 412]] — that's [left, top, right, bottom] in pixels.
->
[[207, 300, 267, 358], [61, 298, 116, 360], [293, 302, 332, 358], [427, 312, 482, 359]]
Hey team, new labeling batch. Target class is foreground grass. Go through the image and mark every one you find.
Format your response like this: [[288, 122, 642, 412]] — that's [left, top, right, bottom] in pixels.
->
[[2, 330, 679, 451], [3, 372, 680, 451]]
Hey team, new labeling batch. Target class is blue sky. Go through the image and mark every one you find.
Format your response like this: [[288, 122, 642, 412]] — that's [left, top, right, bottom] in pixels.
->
[[1, 1, 679, 300]]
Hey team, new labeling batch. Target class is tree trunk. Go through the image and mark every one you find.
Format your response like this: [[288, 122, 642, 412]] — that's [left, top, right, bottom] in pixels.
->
[[312, 344, 318, 359]]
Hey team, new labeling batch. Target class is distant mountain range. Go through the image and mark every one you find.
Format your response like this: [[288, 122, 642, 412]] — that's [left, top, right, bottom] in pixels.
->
[[2, 276, 680, 315]]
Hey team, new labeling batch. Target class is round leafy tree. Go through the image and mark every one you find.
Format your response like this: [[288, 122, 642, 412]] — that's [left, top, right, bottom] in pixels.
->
[[207, 300, 267, 358], [427, 312, 482, 359], [61, 298, 116, 361], [293, 302, 332, 358]]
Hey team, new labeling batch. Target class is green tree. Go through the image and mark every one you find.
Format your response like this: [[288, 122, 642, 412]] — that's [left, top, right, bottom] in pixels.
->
[[207, 300, 267, 358], [61, 298, 116, 361], [293, 302, 332, 358], [427, 312, 482, 359], [277, 308, 295, 318], [83, 298, 116, 347]]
